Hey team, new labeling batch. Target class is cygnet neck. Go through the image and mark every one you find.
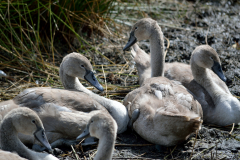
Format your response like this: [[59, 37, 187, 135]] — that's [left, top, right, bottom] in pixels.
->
[[149, 24, 165, 77], [1, 118, 35, 160], [94, 133, 115, 160], [60, 67, 128, 134], [60, 70, 110, 107], [191, 58, 226, 101], [60, 68, 90, 93]]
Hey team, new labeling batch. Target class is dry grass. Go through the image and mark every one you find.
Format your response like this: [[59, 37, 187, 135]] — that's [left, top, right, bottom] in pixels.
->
[[0, 0, 191, 101]]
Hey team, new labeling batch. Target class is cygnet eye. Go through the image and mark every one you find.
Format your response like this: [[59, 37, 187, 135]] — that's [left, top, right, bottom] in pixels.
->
[[81, 65, 84, 68], [210, 56, 213, 60], [32, 120, 36, 124], [91, 120, 93, 123], [135, 27, 138, 30]]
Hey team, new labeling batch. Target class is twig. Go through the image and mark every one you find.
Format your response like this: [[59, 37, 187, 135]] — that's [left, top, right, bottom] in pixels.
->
[[104, 21, 112, 35], [229, 123, 235, 135], [190, 130, 199, 159], [77, 139, 87, 160], [164, 145, 177, 159], [71, 145, 79, 160], [205, 27, 209, 45], [191, 145, 215, 160], [41, 74, 50, 87], [4, 75, 29, 92]]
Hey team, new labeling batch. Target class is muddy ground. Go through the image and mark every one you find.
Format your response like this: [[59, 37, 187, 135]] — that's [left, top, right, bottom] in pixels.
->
[[1, 0, 240, 159]]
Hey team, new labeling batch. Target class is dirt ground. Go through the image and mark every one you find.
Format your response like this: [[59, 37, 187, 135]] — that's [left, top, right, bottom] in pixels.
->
[[1, 0, 240, 159]]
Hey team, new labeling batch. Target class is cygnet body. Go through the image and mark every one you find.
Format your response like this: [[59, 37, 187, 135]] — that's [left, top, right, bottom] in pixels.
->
[[123, 18, 202, 146], [0, 52, 128, 133]]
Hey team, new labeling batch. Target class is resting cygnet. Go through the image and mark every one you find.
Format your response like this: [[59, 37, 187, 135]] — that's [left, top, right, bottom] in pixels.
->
[[0, 52, 128, 133], [131, 42, 229, 94], [0, 107, 58, 160], [189, 45, 240, 126], [131, 38, 239, 126], [76, 112, 117, 160], [18, 104, 105, 150], [122, 18, 202, 146]]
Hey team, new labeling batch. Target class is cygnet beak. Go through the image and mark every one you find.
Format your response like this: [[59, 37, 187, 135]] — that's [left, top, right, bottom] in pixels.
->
[[34, 128, 52, 152], [76, 127, 90, 141], [211, 61, 227, 82], [123, 31, 137, 51], [84, 70, 104, 92]]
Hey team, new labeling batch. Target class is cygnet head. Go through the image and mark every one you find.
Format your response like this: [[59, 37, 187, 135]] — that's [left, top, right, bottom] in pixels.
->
[[123, 18, 158, 51], [6, 108, 52, 152], [76, 112, 117, 140], [191, 45, 226, 82], [60, 52, 104, 91]]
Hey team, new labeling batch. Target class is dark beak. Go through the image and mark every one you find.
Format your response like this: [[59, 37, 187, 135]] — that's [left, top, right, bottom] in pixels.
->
[[76, 127, 90, 140], [34, 128, 52, 152], [84, 70, 104, 92], [212, 61, 227, 82], [123, 31, 137, 51]]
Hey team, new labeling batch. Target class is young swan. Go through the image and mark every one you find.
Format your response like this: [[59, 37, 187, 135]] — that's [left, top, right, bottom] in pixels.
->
[[76, 112, 117, 160], [131, 40, 229, 93], [18, 104, 105, 149], [131, 40, 239, 126], [123, 18, 203, 146], [190, 45, 240, 125], [0, 107, 58, 160], [0, 52, 128, 133]]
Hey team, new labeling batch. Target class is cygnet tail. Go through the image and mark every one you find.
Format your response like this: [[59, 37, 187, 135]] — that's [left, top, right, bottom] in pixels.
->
[[173, 115, 202, 137], [156, 112, 202, 139]]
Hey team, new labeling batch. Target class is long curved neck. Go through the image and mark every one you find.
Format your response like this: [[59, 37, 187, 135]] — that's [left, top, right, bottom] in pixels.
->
[[150, 24, 165, 77], [60, 64, 129, 134], [191, 58, 226, 101], [0, 119, 33, 159], [0, 118, 54, 160], [60, 66, 113, 110], [95, 134, 115, 160]]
